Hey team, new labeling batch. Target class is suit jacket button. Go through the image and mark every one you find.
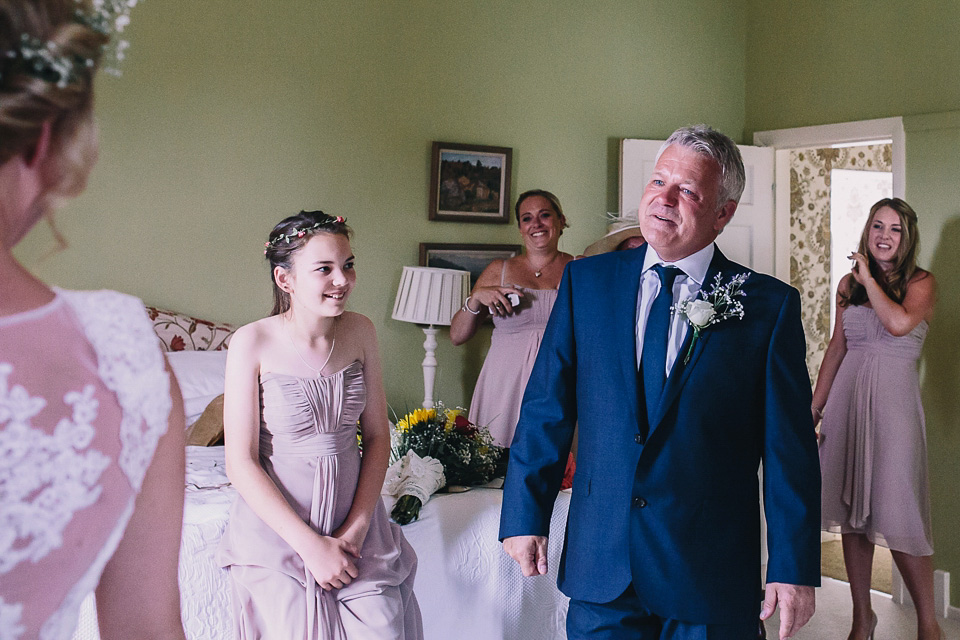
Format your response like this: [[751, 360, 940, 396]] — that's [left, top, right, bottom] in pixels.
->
[[633, 497, 648, 508], [634, 434, 643, 444]]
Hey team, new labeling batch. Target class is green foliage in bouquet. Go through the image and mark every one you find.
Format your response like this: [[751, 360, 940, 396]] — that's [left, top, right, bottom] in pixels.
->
[[391, 405, 503, 487], [391, 494, 424, 526]]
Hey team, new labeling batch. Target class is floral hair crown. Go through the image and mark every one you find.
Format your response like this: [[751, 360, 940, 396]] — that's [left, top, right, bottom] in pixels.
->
[[0, 0, 141, 89], [264, 215, 346, 254]]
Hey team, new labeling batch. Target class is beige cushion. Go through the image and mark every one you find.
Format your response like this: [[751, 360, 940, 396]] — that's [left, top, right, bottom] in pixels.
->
[[185, 394, 225, 446]]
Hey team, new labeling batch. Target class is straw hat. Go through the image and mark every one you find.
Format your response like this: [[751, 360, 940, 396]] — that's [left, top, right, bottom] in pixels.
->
[[582, 211, 645, 256]]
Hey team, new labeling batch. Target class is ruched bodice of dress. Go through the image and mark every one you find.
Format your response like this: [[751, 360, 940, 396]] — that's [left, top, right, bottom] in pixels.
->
[[842, 304, 927, 359], [490, 287, 557, 334], [255, 361, 366, 545], [259, 361, 365, 460], [819, 304, 933, 556]]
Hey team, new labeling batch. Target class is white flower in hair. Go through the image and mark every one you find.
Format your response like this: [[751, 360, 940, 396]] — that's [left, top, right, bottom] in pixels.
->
[[0, 0, 144, 87]]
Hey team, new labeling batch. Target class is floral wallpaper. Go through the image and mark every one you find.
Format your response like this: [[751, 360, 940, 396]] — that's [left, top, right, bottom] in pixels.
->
[[789, 144, 892, 384]]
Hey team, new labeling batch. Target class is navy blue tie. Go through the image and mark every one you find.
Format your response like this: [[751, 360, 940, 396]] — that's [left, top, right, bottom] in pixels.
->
[[642, 265, 682, 419]]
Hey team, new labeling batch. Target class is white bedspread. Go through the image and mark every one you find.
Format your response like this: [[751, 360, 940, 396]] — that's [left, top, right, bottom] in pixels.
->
[[73, 447, 236, 640], [393, 487, 570, 640], [73, 447, 571, 640]]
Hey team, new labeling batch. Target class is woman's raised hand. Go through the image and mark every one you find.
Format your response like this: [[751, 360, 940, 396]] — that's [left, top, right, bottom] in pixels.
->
[[468, 285, 524, 317], [848, 252, 872, 286], [302, 534, 361, 591]]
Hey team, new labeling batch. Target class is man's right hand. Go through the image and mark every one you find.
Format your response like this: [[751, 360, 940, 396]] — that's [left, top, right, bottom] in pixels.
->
[[503, 535, 549, 576]]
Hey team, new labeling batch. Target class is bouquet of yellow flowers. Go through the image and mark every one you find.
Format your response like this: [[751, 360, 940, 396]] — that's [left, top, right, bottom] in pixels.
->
[[384, 404, 504, 524]]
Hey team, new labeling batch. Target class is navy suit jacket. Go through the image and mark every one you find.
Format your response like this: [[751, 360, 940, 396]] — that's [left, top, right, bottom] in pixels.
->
[[499, 244, 820, 624]]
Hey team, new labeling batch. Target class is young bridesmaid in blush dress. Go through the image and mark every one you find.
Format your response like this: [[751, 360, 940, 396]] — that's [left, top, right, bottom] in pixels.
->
[[217, 211, 422, 639]]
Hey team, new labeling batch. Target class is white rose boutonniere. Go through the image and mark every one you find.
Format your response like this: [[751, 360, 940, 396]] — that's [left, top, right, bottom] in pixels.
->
[[683, 299, 717, 327], [673, 272, 750, 364]]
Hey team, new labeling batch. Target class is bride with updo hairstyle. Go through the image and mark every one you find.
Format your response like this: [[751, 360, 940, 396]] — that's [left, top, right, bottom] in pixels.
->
[[0, 2, 187, 639]]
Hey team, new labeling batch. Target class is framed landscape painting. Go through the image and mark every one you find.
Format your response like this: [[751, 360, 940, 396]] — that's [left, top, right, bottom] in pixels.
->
[[419, 242, 522, 287], [429, 141, 512, 223]]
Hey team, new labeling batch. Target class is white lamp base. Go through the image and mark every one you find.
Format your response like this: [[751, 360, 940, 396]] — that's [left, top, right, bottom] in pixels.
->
[[421, 325, 438, 408]]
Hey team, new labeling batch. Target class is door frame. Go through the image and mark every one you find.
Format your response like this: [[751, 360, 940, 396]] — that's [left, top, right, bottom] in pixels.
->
[[753, 117, 905, 282], [754, 117, 910, 602]]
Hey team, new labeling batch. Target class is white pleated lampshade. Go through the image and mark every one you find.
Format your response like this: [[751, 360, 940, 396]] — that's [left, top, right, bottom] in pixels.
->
[[392, 266, 471, 326]]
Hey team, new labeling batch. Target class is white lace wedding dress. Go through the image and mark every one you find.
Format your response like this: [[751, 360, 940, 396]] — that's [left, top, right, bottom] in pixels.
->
[[0, 289, 171, 640]]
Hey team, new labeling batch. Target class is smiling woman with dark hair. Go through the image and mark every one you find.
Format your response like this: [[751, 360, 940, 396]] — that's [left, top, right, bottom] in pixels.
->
[[815, 198, 942, 640], [217, 211, 422, 638]]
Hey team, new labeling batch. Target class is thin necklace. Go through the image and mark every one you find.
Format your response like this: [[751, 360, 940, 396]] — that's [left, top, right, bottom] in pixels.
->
[[528, 253, 559, 278], [287, 318, 337, 378]]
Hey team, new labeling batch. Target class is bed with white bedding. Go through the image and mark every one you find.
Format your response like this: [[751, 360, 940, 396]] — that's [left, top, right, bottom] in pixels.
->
[[72, 308, 571, 640], [74, 446, 571, 640]]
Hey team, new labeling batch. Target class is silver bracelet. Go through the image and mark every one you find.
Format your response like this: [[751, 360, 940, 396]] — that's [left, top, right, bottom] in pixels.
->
[[462, 296, 481, 315]]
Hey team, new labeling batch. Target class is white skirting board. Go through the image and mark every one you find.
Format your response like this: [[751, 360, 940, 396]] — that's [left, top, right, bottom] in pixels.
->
[[936, 570, 951, 619], [893, 566, 953, 619]]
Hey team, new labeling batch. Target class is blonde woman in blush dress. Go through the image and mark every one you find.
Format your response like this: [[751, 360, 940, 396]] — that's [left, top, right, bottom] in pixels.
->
[[450, 190, 574, 448], [217, 212, 422, 639], [0, 1, 186, 638], [814, 198, 942, 640]]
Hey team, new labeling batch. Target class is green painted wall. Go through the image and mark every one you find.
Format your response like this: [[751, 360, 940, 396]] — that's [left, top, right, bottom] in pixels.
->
[[16, 0, 746, 412], [746, 1, 960, 607], [745, 0, 960, 133], [904, 111, 960, 609]]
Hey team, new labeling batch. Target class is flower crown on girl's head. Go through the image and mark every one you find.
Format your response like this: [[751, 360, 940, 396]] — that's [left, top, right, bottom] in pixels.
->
[[0, 0, 141, 89], [264, 215, 347, 254]]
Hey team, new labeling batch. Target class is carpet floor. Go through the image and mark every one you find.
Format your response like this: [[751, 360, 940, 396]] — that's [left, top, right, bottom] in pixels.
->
[[763, 576, 960, 639], [821, 539, 893, 594]]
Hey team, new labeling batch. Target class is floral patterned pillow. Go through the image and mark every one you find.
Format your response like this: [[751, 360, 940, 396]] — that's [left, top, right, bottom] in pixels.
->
[[145, 306, 236, 352]]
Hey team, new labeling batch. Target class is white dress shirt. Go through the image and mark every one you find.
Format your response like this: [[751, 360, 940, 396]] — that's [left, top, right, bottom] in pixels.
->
[[636, 244, 715, 375]]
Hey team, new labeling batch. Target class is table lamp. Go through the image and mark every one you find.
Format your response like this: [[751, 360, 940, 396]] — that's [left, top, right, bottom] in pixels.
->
[[392, 266, 471, 408]]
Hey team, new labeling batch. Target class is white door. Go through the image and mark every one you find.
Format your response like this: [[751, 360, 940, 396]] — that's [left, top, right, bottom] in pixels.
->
[[620, 139, 776, 275]]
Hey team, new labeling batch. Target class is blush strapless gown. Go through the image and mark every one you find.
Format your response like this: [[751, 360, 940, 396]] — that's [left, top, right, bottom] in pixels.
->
[[217, 361, 422, 639]]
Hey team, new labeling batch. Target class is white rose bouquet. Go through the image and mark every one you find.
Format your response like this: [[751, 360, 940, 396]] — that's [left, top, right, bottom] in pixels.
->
[[673, 272, 750, 364]]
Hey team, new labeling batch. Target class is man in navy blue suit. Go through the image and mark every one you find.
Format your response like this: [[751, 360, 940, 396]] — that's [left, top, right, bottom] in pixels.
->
[[500, 125, 820, 639]]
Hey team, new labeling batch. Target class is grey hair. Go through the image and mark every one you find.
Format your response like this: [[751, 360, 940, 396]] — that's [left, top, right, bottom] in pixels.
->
[[656, 125, 746, 207]]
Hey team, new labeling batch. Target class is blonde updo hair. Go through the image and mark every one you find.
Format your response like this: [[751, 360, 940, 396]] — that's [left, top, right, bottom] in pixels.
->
[[0, 0, 107, 197]]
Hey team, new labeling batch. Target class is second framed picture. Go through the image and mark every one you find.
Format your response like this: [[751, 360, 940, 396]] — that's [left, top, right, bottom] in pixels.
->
[[419, 242, 522, 288], [429, 141, 512, 223]]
